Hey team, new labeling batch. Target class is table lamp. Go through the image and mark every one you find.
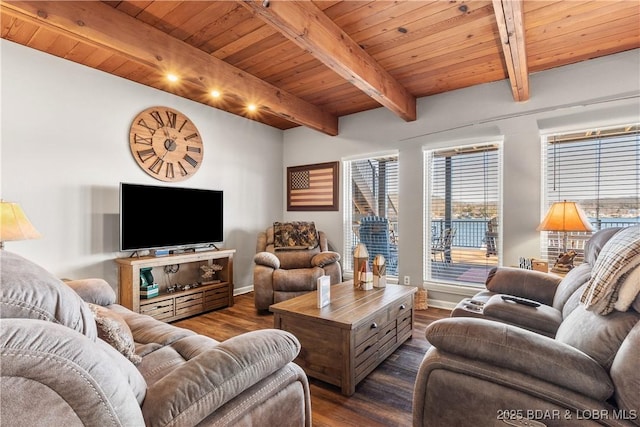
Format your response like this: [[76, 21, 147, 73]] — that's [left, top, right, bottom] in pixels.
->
[[0, 201, 42, 249], [537, 200, 592, 272]]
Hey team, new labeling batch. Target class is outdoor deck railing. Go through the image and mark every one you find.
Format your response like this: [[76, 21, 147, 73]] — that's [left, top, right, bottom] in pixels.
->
[[431, 218, 636, 249]]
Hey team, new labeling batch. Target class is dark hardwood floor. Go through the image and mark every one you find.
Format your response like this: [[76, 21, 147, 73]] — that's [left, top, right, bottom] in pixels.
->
[[173, 292, 450, 427]]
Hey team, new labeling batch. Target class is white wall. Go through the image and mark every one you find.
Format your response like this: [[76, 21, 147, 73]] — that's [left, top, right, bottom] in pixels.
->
[[283, 49, 640, 307], [1, 40, 284, 293]]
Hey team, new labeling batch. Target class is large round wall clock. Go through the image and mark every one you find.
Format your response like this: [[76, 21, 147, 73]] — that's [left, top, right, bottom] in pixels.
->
[[129, 106, 203, 182]]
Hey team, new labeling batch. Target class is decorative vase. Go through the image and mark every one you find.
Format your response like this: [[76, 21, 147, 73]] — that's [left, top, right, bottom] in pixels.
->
[[373, 254, 386, 288], [353, 243, 369, 290]]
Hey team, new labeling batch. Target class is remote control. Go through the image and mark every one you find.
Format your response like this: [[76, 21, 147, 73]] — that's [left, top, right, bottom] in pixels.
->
[[501, 295, 541, 307]]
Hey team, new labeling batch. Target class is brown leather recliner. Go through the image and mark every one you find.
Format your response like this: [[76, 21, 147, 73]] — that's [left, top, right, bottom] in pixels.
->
[[413, 225, 640, 427], [451, 227, 623, 337], [253, 224, 342, 311]]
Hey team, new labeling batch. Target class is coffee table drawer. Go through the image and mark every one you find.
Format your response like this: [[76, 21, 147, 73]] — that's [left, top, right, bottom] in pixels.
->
[[389, 295, 413, 318], [354, 310, 389, 347]]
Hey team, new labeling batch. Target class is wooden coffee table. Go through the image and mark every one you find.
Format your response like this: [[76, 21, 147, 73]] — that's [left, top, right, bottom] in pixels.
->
[[270, 281, 416, 395]]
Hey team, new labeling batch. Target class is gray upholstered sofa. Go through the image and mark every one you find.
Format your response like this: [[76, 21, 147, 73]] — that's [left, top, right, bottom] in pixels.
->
[[253, 223, 342, 311], [0, 251, 312, 426], [414, 226, 640, 426]]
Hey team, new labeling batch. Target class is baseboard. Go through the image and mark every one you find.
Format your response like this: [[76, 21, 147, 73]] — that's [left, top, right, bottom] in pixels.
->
[[425, 299, 458, 311], [234, 284, 254, 296]]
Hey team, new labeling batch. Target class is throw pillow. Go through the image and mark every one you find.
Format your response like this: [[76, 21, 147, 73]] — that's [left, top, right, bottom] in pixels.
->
[[87, 303, 142, 365], [273, 221, 319, 250], [614, 265, 640, 312], [581, 225, 640, 314]]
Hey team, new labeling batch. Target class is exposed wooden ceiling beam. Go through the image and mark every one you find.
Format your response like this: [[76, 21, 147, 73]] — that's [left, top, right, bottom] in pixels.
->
[[1, 0, 339, 136], [492, 0, 529, 101], [239, 0, 417, 122]]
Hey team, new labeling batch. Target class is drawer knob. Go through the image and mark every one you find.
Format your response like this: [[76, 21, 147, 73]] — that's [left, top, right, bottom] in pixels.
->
[[400, 304, 406, 310], [371, 322, 378, 329]]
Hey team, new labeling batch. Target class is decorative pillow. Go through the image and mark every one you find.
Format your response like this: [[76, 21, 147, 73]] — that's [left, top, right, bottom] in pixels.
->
[[273, 221, 319, 250], [581, 225, 640, 314], [614, 265, 640, 312], [87, 303, 142, 365], [311, 251, 341, 267]]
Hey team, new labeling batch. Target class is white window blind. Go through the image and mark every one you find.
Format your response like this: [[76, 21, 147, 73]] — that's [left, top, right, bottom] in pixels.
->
[[541, 124, 640, 262], [424, 143, 501, 286], [343, 155, 399, 277]]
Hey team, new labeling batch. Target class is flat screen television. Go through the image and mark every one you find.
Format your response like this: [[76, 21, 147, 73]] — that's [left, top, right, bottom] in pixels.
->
[[119, 183, 223, 252]]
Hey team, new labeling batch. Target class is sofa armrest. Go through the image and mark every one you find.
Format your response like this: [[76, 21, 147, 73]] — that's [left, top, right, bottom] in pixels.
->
[[142, 329, 301, 426], [311, 251, 341, 268], [254, 251, 280, 269], [64, 278, 117, 306], [485, 267, 562, 306], [482, 294, 563, 336], [425, 317, 613, 401], [0, 318, 145, 426]]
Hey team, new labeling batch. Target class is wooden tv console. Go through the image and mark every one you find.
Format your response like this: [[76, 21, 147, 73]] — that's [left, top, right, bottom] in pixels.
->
[[116, 249, 235, 322]]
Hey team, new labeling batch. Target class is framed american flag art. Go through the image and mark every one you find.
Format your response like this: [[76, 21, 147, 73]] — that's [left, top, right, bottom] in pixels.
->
[[287, 161, 339, 211]]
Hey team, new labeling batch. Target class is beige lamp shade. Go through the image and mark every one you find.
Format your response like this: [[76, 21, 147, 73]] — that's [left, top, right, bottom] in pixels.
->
[[536, 201, 593, 232], [0, 201, 42, 247]]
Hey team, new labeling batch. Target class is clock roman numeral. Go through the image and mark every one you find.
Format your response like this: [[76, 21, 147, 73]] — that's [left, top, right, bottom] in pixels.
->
[[165, 162, 174, 179], [134, 134, 153, 145], [178, 161, 189, 176], [150, 110, 165, 128], [178, 120, 188, 133], [137, 119, 157, 135], [137, 148, 156, 162], [149, 158, 164, 174], [183, 154, 198, 168], [184, 133, 199, 141], [186, 146, 201, 153], [165, 111, 177, 128]]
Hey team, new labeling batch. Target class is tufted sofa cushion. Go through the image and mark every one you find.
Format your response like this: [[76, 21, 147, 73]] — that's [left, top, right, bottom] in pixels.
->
[[0, 251, 97, 340], [555, 304, 640, 370], [610, 322, 640, 418], [0, 318, 145, 425]]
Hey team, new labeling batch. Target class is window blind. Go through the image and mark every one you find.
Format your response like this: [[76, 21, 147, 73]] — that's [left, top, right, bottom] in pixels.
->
[[343, 155, 399, 276], [541, 124, 640, 262], [424, 143, 501, 286]]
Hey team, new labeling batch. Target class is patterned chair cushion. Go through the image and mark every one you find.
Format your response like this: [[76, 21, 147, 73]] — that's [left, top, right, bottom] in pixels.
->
[[273, 221, 319, 250]]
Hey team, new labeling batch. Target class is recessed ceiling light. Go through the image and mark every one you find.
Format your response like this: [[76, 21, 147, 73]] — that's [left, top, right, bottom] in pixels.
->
[[247, 104, 257, 112], [211, 90, 221, 98], [167, 73, 179, 82]]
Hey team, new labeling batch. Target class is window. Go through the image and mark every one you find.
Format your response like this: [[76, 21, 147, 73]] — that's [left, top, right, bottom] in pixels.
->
[[343, 154, 399, 277], [424, 143, 502, 286], [541, 124, 639, 262]]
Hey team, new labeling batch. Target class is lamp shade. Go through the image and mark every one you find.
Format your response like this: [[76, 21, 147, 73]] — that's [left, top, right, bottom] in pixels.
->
[[0, 201, 42, 245], [536, 201, 593, 232]]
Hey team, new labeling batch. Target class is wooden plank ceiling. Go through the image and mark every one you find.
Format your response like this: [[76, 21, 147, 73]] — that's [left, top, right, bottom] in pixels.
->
[[2, 1, 639, 136]]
